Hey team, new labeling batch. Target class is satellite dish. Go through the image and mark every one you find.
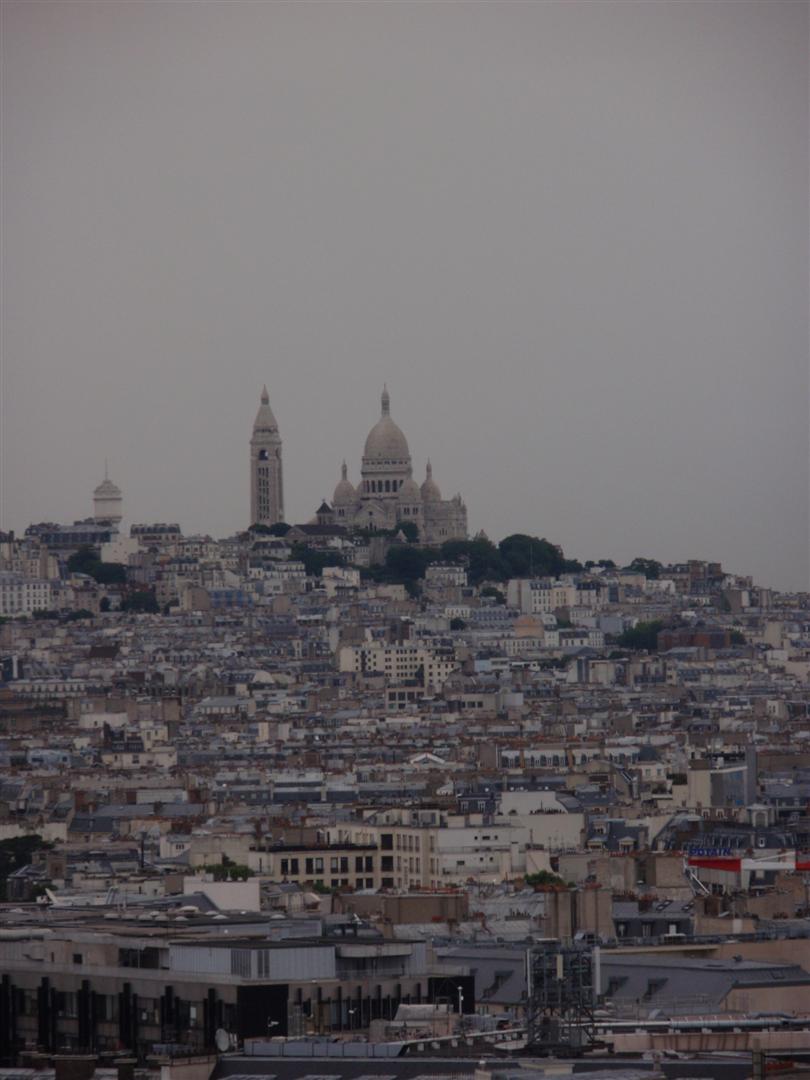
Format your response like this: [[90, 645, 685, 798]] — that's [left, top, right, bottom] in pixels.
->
[[215, 1028, 230, 1053]]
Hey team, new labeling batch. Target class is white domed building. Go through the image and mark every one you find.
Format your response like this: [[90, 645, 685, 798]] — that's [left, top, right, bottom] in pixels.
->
[[324, 387, 467, 544]]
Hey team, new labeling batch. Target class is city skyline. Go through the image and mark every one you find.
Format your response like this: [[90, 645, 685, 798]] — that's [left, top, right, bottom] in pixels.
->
[[2, 1, 807, 591]]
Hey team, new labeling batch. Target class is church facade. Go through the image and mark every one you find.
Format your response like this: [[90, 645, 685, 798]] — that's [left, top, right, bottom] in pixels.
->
[[323, 386, 467, 545]]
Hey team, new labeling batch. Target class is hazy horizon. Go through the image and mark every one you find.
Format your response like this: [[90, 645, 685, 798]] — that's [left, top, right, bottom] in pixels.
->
[[2, 1, 808, 590]]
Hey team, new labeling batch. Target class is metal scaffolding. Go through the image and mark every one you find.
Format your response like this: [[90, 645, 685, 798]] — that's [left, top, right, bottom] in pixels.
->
[[525, 942, 597, 1055]]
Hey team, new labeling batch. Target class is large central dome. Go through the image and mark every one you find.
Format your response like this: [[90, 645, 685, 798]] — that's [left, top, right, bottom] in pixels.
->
[[363, 386, 410, 463]]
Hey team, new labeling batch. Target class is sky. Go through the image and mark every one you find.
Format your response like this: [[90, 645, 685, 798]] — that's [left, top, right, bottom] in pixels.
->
[[1, 0, 808, 590]]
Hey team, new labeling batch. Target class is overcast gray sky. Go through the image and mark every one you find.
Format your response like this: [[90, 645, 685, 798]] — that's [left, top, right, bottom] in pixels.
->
[[2, 0, 807, 589]]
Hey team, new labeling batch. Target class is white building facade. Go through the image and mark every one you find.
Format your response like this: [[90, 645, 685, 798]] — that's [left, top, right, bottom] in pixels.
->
[[324, 387, 467, 545], [250, 386, 284, 527]]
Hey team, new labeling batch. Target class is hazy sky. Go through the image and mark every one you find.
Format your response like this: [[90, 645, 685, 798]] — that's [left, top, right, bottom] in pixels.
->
[[2, 1, 808, 589]]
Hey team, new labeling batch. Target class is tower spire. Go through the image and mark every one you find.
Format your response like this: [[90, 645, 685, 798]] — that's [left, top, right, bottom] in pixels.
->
[[250, 386, 283, 526], [381, 384, 390, 416]]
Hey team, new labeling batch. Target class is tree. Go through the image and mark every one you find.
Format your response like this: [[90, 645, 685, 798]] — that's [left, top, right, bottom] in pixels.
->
[[441, 537, 507, 585], [99, 596, 111, 612], [92, 562, 127, 585], [290, 544, 344, 577], [397, 520, 419, 543], [481, 586, 506, 605], [65, 609, 94, 621], [617, 620, 664, 651], [121, 590, 159, 614], [450, 617, 467, 631], [629, 557, 662, 580], [384, 544, 433, 585], [498, 534, 565, 579], [525, 869, 564, 888], [66, 545, 126, 585], [67, 545, 99, 575], [730, 629, 747, 645]]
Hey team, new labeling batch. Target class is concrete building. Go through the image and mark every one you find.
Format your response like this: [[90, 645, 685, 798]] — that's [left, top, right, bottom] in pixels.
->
[[0, 913, 467, 1059]]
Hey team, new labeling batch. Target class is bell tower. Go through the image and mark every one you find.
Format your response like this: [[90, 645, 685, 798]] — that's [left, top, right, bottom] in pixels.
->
[[250, 385, 284, 526]]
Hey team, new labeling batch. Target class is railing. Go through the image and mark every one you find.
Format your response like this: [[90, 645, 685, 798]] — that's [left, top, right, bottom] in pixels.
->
[[605, 994, 715, 1019]]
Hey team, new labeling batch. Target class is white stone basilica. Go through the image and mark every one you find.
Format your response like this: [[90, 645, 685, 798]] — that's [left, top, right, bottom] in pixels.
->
[[323, 387, 467, 544]]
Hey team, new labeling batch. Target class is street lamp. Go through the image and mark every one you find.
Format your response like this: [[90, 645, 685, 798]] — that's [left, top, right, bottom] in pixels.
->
[[266, 1019, 279, 1038], [456, 986, 464, 1031]]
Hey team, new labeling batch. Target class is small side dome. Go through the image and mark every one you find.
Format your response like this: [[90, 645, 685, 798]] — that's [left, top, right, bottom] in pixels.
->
[[421, 460, 441, 502], [398, 476, 422, 503], [332, 461, 358, 506]]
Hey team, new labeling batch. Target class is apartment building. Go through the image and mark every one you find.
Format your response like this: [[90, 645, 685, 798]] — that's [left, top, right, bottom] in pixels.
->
[[0, 572, 54, 616], [338, 644, 458, 691]]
